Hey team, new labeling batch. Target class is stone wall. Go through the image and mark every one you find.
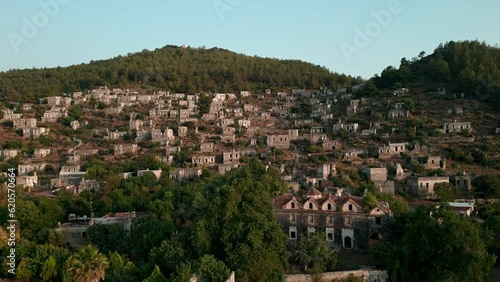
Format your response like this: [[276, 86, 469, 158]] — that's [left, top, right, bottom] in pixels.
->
[[286, 269, 388, 282]]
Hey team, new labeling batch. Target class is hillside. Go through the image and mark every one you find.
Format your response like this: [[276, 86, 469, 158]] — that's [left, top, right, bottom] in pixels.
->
[[0, 45, 361, 102], [369, 40, 500, 111]]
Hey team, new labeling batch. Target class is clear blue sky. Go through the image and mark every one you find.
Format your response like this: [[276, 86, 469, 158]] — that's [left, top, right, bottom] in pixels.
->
[[0, 0, 498, 79]]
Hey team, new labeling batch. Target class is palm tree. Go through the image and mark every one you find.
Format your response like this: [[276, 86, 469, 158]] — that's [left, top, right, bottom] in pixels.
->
[[63, 245, 109, 282]]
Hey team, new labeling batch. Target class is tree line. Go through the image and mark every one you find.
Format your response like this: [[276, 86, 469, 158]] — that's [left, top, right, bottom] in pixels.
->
[[0, 45, 362, 103]]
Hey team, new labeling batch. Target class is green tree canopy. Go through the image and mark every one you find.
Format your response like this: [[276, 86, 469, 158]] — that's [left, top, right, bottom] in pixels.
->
[[373, 205, 496, 282]]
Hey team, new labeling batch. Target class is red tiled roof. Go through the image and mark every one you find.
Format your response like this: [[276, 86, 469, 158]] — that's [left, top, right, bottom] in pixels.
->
[[304, 187, 322, 197], [273, 194, 295, 210]]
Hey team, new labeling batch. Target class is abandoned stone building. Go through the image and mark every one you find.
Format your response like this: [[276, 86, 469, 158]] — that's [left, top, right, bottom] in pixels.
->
[[169, 168, 203, 181], [18, 163, 46, 176], [192, 155, 216, 167], [223, 150, 240, 164], [423, 156, 446, 170], [378, 143, 407, 158], [0, 149, 20, 160], [332, 121, 359, 133], [273, 190, 393, 252], [267, 135, 290, 149], [406, 176, 450, 198], [13, 118, 37, 129], [450, 174, 474, 194], [317, 163, 336, 180], [114, 144, 138, 156], [442, 121, 473, 134], [16, 174, 38, 189], [387, 109, 410, 120], [22, 127, 50, 139], [200, 142, 215, 153], [107, 131, 127, 141], [218, 163, 239, 175], [322, 139, 341, 151]]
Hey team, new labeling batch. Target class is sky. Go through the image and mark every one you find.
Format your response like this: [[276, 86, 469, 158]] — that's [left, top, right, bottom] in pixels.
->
[[0, 0, 499, 79]]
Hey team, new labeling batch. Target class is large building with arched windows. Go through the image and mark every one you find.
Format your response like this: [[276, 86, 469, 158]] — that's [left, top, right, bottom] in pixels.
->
[[273, 187, 393, 252]]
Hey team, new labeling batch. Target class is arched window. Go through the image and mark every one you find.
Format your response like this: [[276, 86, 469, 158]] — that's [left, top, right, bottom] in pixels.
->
[[348, 204, 353, 211], [290, 214, 296, 223], [291, 202, 295, 209], [309, 202, 313, 209], [327, 203, 332, 210], [308, 215, 314, 223], [327, 216, 333, 224]]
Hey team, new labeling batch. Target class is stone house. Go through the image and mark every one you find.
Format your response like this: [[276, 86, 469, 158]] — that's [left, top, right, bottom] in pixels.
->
[[135, 130, 151, 143], [360, 167, 395, 195], [104, 106, 123, 115], [0, 149, 20, 160], [79, 180, 101, 193], [318, 163, 336, 180], [323, 139, 341, 151], [51, 166, 86, 188], [55, 211, 147, 248], [423, 156, 446, 170], [288, 129, 300, 140], [114, 144, 138, 156], [107, 131, 127, 141], [238, 119, 251, 128], [218, 163, 239, 175], [178, 126, 188, 137], [342, 149, 360, 160], [387, 109, 410, 120], [450, 174, 474, 193], [221, 134, 236, 143], [170, 168, 202, 181], [240, 91, 251, 97], [47, 96, 62, 106], [407, 176, 450, 198], [273, 192, 392, 252], [393, 88, 409, 96], [67, 155, 80, 165], [16, 175, 38, 189], [243, 104, 259, 112], [378, 143, 406, 158], [18, 163, 46, 176], [151, 128, 175, 144], [202, 113, 217, 121], [332, 121, 359, 133], [200, 142, 215, 153], [74, 148, 99, 157], [267, 135, 290, 150], [361, 129, 377, 136], [442, 121, 472, 134], [13, 118, 37, 129], [23, 127, 50, 139], [221, 126, 235, 135], [223, 150, 240, 164], [192, 155, 216, 167], [233, 108, 243, 117], [220, 119, 235, 127], [2, 111, 22, 121], [360, 167, 387, 182]]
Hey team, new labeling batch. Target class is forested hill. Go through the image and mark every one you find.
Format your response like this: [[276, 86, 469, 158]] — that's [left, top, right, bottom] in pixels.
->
[[371, 40, 500, 110], [0, 45, 361, 102]]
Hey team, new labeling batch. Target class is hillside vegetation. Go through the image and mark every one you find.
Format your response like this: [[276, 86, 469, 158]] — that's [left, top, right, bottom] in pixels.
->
[[367, 40, 500, 111], [0, 45, 361, 102]]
